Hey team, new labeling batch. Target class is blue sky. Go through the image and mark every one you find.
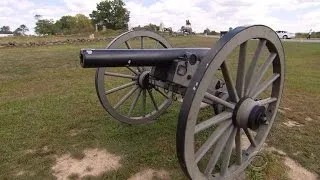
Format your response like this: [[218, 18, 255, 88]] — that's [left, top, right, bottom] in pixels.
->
[[0, 0, 319, 34]]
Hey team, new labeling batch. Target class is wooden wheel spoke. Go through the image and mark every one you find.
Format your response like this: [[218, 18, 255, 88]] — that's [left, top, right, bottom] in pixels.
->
[[126, 66, 139, 75], [104, 72, 137, 79], [195, 112, 232, 134], [148, 89, 159, 111], [114, 86, 139, 109], [250, 73, 280, 99], [106, 81, 136, 95], [204, 92, 235, 110], [154, 40, 159, 48], [221, 62, 239, 102], [249, 53, 277, 95], [220, 128, 238, 176], [235, 42, 247, 98], [244, 129, 257, 147], [195, 121, 232, 163], [142, 89, 147, 117], [155, 88, 169, 99], [235, 128, 242, 165], [141, 36, 144, 49], [245, 39, 267, 96], [204, 126, 234, 176], [125, 41, 132, 49], [128, 88, 142, 117], [259, 97, 277, 106]]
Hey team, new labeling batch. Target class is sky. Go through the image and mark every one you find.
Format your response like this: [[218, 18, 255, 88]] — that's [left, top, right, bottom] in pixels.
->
[[0, 0, 319, 34]]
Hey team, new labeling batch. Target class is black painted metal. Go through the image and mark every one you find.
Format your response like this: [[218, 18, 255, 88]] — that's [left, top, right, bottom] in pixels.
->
[[80, 48, 210, 68], [248, 105, 266, 130]]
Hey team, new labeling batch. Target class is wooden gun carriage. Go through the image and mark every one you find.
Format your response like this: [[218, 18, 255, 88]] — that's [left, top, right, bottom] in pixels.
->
[[80, 25, 285, 179]]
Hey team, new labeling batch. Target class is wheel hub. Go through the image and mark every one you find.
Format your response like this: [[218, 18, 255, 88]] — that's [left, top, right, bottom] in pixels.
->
[[138, 71, 150, 89], [232, 98, 267, 130]]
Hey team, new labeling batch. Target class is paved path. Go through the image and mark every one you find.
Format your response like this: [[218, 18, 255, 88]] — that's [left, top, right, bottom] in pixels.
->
[[199, 35, 320, 43], [282, 39, 320, 43]]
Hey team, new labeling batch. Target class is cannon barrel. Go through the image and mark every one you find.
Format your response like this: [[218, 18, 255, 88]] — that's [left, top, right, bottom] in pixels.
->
[[80, 48, 210, 68]]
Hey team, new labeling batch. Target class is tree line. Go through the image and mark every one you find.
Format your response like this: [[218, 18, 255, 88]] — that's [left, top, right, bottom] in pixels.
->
[[34, 14, 94, 35], [1, 0, 130, 36], [34, 0, 129, 35], [0, 25, 29, 36]]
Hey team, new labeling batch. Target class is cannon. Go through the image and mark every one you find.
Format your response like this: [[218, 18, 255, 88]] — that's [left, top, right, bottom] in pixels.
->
[[80, 25, 285, 179]]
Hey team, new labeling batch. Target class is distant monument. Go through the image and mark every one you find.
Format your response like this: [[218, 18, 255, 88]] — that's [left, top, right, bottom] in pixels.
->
[[186, 20, 191, 29], [159, 22, 164, 32], [181, 20, 192, 34]]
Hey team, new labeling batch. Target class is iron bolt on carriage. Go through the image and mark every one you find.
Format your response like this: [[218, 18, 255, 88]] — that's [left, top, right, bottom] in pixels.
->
[[80, 25, 285, 179]]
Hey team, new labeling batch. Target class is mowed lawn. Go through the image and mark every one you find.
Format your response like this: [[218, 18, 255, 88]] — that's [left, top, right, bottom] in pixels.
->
[[0, 36, 319, 179]]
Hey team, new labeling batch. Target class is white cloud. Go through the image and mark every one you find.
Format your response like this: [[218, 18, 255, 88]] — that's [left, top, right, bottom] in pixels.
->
[[63, 0, 101, 15], [125, 0, 320, 33], [0, 0, 319, 34]]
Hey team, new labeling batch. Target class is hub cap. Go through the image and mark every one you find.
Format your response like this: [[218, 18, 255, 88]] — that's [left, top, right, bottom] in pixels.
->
[[138, 71, 150, 89], [232, 98, 267, 130]]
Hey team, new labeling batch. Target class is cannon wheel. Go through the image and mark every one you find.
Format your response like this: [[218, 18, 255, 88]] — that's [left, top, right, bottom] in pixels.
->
[[95, 30, 173, 124], [177, 25, 285, 179]]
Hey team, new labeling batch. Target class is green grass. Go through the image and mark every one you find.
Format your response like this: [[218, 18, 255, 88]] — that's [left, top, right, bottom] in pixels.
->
[[0, 30, 123, 45], [0, 36, 319, 179]]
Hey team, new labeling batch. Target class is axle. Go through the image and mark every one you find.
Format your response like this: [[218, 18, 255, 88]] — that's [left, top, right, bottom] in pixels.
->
[[80, 48, 210, 68]]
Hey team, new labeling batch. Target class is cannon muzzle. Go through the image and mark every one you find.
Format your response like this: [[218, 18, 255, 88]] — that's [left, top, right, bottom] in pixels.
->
[[80, 48, 210, 68]]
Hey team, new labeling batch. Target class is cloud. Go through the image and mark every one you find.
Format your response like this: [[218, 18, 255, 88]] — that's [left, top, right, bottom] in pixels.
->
[[0, 0, 319, 34], [63, 0, 101, 15], [125, 0, 320, 32]]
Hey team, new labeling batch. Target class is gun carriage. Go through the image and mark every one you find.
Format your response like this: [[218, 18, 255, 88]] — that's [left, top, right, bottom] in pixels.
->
[[80, 25, 285, 179]]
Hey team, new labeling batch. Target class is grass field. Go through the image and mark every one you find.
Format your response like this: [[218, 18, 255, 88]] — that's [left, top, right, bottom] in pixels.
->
[[0, 36, 319, 179], [0, 30, 123, 45]]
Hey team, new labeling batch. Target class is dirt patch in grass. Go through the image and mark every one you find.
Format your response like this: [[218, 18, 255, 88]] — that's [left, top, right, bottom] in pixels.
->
[[284, 157, 318, 180], [305, 117, 313, 122], [16, 170, 26, 176], [52, 148, 121, 179], [283, 121, 303, 128], [69, 129, 87, 137], [262, 146, 318, 180], [24, 149, 36, 155], [266, 146, 287, 156], [128, 169, 170, 180]]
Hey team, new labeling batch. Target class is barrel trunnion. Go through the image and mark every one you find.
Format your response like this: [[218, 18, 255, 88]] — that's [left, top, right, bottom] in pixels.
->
[[80, 25, 285, 179]]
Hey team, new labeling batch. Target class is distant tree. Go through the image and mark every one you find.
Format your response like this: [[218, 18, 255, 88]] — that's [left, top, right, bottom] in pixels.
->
[[90, 0, 130, 30], [181, 26, 192, 34], [55, 15, 77, 34], [209, 30, 218, 35], [35, 19, 57, 35], [74, 14, 94, 33], [34, 14, 42, 20], [229, 27, 233, 31], [180, 26, 185, 32], [19, 24, 29, 35], [143, 23, 159, 31], [163, 27, 173, 34], [204, 28, 210, 34], [13, 27, 23, 36], [0, 26, 11, 32], [55, 14, 94, 34], [132, 25, 142, 30]]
